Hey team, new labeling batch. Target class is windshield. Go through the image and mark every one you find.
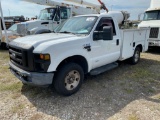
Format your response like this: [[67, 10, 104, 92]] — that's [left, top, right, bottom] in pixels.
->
[[55, 16, 98, 35], [38, 8, 55, 20], [143, 10, 160, 20], [8, 24, 17, 31]]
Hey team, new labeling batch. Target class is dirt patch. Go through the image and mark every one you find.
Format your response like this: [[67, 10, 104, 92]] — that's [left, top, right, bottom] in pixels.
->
[[0, 49, 160, 120]]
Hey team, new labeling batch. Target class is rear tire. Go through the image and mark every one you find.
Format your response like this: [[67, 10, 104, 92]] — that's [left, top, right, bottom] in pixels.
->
[[53, 63, 84, 96], [129, 47, 141, 65]]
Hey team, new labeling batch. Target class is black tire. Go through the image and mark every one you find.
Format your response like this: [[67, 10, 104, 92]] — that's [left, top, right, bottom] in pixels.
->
[[1, 42, 6, 49], [53, 63, 84, 96], [129, 47, 141, 65]]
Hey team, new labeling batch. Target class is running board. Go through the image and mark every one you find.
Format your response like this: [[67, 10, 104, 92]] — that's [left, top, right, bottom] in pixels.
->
[[90, 62, 118, 75]]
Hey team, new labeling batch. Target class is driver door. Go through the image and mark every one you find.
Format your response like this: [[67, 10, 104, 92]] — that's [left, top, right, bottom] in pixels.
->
[[52, 7, 61, 30], [90, 17, 120, 69]]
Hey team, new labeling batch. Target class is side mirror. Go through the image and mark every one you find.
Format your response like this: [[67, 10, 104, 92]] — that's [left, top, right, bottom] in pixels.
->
[[103, 26, 113, 40], [93, 26, 113, 41]]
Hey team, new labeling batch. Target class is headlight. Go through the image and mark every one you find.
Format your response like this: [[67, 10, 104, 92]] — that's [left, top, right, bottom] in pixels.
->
[[34, 53, 51, 72]]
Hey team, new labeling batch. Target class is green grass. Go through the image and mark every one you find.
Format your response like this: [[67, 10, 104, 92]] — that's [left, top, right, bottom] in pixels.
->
[[129, 67, 153, 79], [128, 114, 139, 120], [0, 50, 22, 92], [0, 82, 22, 92], [124, 88, 134, 94], [148, 89, 156, 94], [11, 103, 25, 114]]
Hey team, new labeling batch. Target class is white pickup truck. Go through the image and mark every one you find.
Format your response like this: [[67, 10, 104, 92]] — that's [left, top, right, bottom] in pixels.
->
[[9, 12, 150, 96]]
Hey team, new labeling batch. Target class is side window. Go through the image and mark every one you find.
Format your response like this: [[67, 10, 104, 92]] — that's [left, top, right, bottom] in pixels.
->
[[158, 12, 160, 20], [54, 9, 60, 21], [54, 14, 60, 21], [95, 17, 116, 35], [61, 8, 68, 19]]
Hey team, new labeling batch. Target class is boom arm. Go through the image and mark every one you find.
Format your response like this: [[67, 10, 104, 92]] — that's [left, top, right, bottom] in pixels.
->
[[98, 0, 108, 12], [22, 0, 102, 14]]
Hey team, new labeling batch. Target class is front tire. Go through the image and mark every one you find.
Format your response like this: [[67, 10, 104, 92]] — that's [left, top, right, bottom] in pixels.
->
[[53, 63, 84, 96], [129, 47, 141, 65]]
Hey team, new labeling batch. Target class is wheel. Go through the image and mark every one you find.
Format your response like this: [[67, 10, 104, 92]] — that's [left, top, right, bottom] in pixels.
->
[[53, 63, 84, 96], [129, 47, 141, 65], [1, 42, 6, 49]]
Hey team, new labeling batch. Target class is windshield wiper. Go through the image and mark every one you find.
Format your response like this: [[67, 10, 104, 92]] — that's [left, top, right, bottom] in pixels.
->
[[59, 31, 72, 34]]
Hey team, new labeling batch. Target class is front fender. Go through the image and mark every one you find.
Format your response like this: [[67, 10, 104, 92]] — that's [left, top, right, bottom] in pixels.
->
[[47, 49, 91, 73]]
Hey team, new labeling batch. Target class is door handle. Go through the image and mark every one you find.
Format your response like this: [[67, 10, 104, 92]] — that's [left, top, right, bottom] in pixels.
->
[[84, 44, 91, 52], [116, 39, 119, 46]]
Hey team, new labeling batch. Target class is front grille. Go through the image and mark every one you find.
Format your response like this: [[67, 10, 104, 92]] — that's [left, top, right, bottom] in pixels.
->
[[9, 45, 34, 71], [9, 46, 24, 66], [149, 28, 159, 38]]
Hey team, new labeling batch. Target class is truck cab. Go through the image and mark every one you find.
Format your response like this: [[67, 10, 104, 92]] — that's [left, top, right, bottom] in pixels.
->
[[138, 9, 160, 47], [138, 0, 160, 47], [18, 6, 71, 35]]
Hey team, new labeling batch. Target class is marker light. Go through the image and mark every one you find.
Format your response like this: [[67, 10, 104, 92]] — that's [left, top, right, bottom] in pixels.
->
[[40, 54, 50, 60]]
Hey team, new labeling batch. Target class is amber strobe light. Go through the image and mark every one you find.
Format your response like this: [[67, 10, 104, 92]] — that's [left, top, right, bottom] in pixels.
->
[[40, 54, 50, 60]]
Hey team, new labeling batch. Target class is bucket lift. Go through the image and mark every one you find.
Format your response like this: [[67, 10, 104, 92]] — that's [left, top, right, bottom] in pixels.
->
[[22, 0, 109, 15]]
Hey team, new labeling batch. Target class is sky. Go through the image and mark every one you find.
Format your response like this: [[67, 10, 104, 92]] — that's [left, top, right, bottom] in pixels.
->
[[1, 0, 151, 20]]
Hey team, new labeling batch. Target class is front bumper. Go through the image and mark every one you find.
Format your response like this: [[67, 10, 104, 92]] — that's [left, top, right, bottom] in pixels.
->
[[9, 62, 54, 86], [149, 40, 160, 46]]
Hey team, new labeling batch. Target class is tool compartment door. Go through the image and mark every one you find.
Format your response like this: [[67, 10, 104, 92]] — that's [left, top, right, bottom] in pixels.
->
[[120, 29, 149, 60], [120, 30, 134, 60]]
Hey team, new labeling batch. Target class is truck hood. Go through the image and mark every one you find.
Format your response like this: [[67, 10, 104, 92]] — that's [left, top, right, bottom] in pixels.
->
[[10, 33, 81, 48], [19, 19, 49, 30], [21, 19, 47, 25], [138, 20, 160, 28]]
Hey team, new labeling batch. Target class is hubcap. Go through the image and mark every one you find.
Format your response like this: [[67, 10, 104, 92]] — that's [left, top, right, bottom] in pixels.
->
[[134, 50, 140, 62], [65, 70, 80, 91]]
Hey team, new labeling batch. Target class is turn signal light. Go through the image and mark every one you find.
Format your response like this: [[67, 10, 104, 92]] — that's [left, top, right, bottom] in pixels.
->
[[40, 54, 50, 60]]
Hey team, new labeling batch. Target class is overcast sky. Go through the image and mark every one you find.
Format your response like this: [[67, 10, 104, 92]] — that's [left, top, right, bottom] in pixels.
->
[[1, 0, 151, 20]]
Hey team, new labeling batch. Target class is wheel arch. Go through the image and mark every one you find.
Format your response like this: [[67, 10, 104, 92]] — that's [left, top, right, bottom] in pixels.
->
[[136, 44, 143, 52], [55, 55, 89, 74]]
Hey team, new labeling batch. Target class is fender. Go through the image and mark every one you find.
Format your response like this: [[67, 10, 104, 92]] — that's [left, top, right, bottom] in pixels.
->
[[47, 48, 92, 72]]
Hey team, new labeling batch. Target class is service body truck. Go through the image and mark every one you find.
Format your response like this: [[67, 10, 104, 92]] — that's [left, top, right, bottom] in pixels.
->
[[138, 0, 160, 47], [9, 12, 150, 96]]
